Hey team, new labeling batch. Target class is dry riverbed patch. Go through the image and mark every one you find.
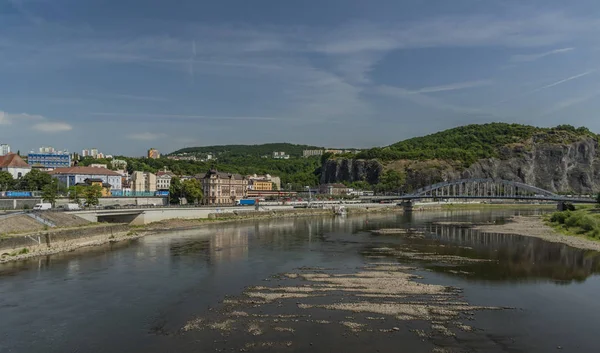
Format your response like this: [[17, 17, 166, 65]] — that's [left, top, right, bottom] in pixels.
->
[[181, 262, 505, 351]]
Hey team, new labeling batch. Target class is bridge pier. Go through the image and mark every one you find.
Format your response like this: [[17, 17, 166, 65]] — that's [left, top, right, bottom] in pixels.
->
[[399, 200, 413, 212]]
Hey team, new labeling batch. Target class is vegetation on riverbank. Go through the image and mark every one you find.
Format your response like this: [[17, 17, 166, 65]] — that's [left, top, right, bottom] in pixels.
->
[[442, 203, 558, 210], [547, 207, 600, 240]]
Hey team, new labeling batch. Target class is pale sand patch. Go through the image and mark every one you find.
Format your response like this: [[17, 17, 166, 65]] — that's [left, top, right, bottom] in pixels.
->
[[209, 319, 236, 331], [245, 292, 314, 302], [247, 322, 263, 336], [474, 215, 600, 251], [340, 321, 366, 332], [182, 318, 203, 332], [274, 327, 295, 333]]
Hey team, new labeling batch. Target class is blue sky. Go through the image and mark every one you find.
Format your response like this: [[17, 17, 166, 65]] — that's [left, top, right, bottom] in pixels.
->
[[1, 0, 600, 156]]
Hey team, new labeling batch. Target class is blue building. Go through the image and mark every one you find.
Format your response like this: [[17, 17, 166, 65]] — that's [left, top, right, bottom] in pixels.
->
[[27, 152, 71, 169]]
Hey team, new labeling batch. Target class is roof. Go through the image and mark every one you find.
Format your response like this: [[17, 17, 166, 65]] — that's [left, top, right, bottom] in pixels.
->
[[204, 169, 245, 180], [47, 166, 121, 176], [0, 153, 31, 169]]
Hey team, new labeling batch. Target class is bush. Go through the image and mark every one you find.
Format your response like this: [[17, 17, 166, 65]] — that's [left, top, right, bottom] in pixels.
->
[[578, 216, 598, 232], [565, 212, 584, 228], [550, 211, 570, 224]]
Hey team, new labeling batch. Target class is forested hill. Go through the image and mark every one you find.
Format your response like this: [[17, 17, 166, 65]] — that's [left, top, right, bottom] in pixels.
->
[[171, 143, 323, 158], [356, 123, 597, 165]]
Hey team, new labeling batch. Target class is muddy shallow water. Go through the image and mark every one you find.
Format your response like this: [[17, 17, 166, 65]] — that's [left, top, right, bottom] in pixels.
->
[[1, 209, 599, 353]]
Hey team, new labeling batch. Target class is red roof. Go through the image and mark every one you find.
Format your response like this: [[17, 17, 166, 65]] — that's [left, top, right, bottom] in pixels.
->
[[47, 166, 121, 176], [0, 153, 30, 169]]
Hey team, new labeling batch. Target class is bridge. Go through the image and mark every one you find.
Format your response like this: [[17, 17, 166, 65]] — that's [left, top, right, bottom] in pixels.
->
[[365, 178, 595, 209]]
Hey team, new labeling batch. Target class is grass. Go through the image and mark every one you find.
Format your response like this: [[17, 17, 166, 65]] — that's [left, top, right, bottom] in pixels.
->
[[546, 207, 600, 240], [441, 203, 557, 210]]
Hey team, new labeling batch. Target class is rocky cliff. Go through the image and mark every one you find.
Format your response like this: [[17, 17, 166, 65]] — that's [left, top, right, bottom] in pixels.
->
[[321, 138, 600, 193]]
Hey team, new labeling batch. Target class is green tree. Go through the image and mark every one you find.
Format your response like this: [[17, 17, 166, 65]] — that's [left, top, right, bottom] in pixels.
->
[[376, 170, 406, 193], [182, 179, 203, 204], [21, 169, 52, 191], [169, 177, 182, 204], [596, 192, 600, 207], [83, 184, 103, 207], [68, 185, 85, 205], [0, 171, 14, 191], [41, 179, 59, 206]]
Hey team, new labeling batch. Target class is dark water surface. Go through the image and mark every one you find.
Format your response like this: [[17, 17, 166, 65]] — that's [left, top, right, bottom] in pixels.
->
[[1, 209, 599, 352]]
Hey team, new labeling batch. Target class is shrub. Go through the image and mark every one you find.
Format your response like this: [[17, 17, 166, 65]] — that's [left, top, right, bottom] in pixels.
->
[[550, 211, 569, 224], [565, 212, 584, 228], [578, 216, 598, 232]]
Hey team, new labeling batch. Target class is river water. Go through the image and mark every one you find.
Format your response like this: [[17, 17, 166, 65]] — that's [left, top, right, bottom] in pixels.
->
[[1, 209, 599, 353]]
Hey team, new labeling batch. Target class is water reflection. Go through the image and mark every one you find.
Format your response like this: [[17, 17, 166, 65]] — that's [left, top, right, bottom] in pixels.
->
[[373, 222, 600, 283]]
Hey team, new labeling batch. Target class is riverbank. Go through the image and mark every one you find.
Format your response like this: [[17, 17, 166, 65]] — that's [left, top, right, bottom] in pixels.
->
[[474, 215, 600, 251], [0, 206, 401, 263]]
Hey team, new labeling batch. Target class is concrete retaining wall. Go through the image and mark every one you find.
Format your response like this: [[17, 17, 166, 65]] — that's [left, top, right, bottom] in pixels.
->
[[0, 224, 129, 253], [0, 197, 166, 210]]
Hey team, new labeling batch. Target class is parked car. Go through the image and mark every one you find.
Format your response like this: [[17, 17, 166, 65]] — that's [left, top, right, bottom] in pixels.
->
[[33, 203, 52, 210]]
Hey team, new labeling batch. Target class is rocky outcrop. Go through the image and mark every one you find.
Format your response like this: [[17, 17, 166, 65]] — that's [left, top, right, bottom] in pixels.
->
[[320, 138, 600, 193], [320, 159, 383, 184]]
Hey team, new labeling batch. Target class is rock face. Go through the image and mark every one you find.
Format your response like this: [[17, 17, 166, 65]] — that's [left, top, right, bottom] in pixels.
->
[[320, 138, 600, 193], [320, 159, 382, 185]]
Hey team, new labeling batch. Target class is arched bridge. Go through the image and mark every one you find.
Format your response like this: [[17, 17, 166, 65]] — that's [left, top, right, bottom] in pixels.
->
[[379, 178, 594, 203]]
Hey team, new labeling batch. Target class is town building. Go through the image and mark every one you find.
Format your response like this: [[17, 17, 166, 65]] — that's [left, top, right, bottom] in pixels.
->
[[39, 146, 55, 153], [75, 178, 112, 197], [325, 149, 344, 155], [90, 148, 98, 158], [0, 153, 31, 179], [90, 164, 108, 169], [0, 144, 11, 156], [48, 166, 122, 189], [319, 183, 349, 195], [247, 174, 281, 191], [302, 149, 324, 158], [27, 151, 71, 169], [81, 149, 90, 157], [148, 148, 161, 159], [202, 169, 248, 205], [156, 169, 175, 190], [131, 171, 157, 192], [272, 151, 290, 159]]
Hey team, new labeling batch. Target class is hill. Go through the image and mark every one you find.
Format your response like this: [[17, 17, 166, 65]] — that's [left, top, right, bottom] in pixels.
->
[[323, 123, 600, 194], [170, 143, 323, 158], [356, 123, 596, 166]]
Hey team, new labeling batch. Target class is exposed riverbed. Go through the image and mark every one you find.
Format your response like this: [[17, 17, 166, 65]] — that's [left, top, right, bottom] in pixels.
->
[[1, 209, 599, 352]]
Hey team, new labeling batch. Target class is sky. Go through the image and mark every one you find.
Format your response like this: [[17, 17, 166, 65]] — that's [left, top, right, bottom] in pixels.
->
[[1, 0, 600, 156]]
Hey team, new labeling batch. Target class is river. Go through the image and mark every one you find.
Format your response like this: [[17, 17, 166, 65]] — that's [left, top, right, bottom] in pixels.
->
[[1, 209, 599, 352]]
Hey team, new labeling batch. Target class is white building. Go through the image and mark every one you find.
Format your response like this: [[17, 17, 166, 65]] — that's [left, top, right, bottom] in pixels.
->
[[90, 148, 98, 158], [302, 149, 323, 158], [272, 151, 290, 159], [156, 174, 172, 190], [111, 159, 127, 169], [48, 166, 122, 189], [82, 149, 90, 157], [0, 144, 11, 156], [0, 153, 31, 179]]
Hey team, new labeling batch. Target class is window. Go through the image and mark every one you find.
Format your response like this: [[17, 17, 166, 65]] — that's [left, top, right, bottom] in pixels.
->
[[17, 172, 22, 178]]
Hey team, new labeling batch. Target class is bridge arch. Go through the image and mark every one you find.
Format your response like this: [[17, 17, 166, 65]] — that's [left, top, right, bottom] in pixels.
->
[[404, 178, 558, 199]]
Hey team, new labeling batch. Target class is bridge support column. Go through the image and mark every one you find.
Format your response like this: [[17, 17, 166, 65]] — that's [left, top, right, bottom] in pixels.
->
[[400, 200, 414, 212]]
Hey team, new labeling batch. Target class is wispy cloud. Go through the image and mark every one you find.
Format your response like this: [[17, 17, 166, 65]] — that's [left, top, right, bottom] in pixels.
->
[[541, 89, 600, 116], [127, 132, 167, 141], [1, 109, 72, 133], [510, 47, 574, 63], [112, 94, 169, 102], [409, 80, 493, 94], [529, 70, 595, 93], [33, 122, 73, 132], [376, 85, 488, 115], [90, 112, 279, 121]]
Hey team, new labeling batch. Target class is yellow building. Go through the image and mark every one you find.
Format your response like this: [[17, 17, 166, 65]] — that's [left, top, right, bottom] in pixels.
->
[[251, 179, 273, 191], [147, 148, 161, 159], [77, 178, 112, 197]]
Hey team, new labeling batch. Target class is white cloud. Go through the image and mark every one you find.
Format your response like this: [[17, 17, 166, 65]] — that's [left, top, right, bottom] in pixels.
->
[[410, 80, 493, 94], [112, 94, 169, 102], [33, 122, 73, 132], [127, 132, 168, 141], [529, 70, 595, 93], [542, 89, 600, 116], [510, 47, 574, 63], [92, 112, 279, 121], [0, 111, 44, 125]]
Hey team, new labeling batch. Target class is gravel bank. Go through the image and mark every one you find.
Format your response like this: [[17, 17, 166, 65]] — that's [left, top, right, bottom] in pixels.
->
[[473, 216, 600, 251]]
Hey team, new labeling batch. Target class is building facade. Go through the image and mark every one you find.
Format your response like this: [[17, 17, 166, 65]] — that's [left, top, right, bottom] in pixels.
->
[[132, 171, 157, 192], [0, 153, 31, 179], [156, 170, 174, 191], [272, 151, 290, 159], [319, 183, 349, 195], [48, 166, 122, 190], [148, 148, 161, 159], [202, 170, 248, 205], [27, 152, 71, 169], [0, 144, 10, 156], [302, 149, 323, 158]]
